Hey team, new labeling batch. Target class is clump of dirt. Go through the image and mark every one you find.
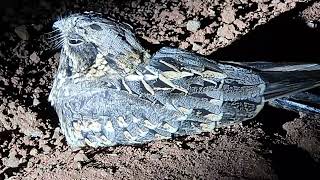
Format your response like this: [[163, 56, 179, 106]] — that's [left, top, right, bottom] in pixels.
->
[[283, 114, 320, 163], [301, 1, 320, 21], [300, 1, 320, 29], [0, 0, 319, 179]]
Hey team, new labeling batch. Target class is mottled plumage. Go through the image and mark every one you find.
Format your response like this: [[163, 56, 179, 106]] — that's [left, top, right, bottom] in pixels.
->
[[49, 13, 320, 148]]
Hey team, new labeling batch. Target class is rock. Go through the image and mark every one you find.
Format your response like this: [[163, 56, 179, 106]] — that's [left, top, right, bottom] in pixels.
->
[[306, 21, 318, 29], [42, 144, 51, 153], [74, 151, 89, 162], [217, 24, 236, 39], [14, 25, 29, 41], [32, 98, 40, 106], [234, 19, 247, 30], [30, 52, 40, 64], [2, 151, 21, 168], [187, 20, 201, 32], [30, 148, 38, 156], [179, 41, 189, 49], [150, 153, 161, 160], [32, 24, 43, 31], [191, 42, 202, 51], [221, 7, 236, 24]]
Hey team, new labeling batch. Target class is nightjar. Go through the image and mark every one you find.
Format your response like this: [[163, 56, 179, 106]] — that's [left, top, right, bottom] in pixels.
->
[[49, 13, 320, 148]]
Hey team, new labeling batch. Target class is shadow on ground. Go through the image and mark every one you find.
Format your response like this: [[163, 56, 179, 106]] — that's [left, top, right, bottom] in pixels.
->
[[272, 144, 320, 179], [211, 2, 320, 62]]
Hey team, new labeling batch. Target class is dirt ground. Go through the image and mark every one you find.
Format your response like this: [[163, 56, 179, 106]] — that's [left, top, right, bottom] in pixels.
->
[[0, 0, 319, 179]]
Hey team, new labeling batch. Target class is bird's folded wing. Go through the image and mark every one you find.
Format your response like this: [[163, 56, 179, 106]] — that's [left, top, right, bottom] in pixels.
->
[[55, 88, 187, 148], [143, 47, 266, 125]]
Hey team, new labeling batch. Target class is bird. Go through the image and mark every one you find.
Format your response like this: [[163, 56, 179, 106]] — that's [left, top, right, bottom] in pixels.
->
[[48, 13, 320, 148]]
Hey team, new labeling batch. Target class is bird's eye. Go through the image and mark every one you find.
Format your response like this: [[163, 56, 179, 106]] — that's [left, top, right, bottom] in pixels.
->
[[89, 24, 103, 31], [68, 39, 84, 45]]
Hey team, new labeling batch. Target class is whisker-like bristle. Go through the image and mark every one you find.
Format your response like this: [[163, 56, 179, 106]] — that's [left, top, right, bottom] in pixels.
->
[[48, 37, 63, 43], [47, 34, 65, 45], [51, 39, 64, 50], [53, 41, 63, 49], [44, 28, 60, 35], [47, 33, 64, 40]]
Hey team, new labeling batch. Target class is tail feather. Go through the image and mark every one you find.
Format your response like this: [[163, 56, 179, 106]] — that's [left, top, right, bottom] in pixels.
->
[[225, 61, 320, 72], [258, 69, 320, 101]]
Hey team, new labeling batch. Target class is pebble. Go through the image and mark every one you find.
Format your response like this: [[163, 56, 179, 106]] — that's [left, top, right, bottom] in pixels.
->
[[42, 144, 51, 153], [2, 151, 20, 168], [221, 7, 236, 24], [233, 19, 247, 30], [191, 42, 202, 51], [74, 151, 89, 162], [187, 20, 201, 32], [306, 21, 318, 29], [33, 96, 40, 106], [30, 148, 38, 156], [217, 24, 236, 39], [30, 52, 40, 64], [14, 25, 29, 40], [150, 153, 161, 160]]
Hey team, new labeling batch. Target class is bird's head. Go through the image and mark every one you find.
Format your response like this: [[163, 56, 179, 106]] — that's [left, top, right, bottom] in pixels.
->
[[52, 13, 149, 76]]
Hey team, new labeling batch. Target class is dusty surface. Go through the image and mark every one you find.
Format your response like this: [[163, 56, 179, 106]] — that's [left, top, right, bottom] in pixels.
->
[[0, 0, 319, 179]]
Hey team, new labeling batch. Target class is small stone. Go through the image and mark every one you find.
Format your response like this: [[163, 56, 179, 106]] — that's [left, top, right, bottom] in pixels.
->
[[42, 144, 51, 153], [0, 51, 4, 58], [277, 3, 288, 12], [217, 24, 236, 39], [187, 20, 201, 32], [74, 150, 89, 162], [14, 25, 29, 40], [221, 7, 236, 24], [208, 7, 215, 16], [2, 151, 20, 168], [33, 97, 40, 106], [179, 41, 189, 49], [19, 149, 27, 157], [32, 24, 43, 31], [2, 157, 20, 168], [30, 52, 40, 63], [52, 127, 61, 139], [30, 148, 38, 156], [191, 42, 202, 51], [233, 19, 247, 30], [306, 21, 318, 29], [271, 0, 280, 3], [150, 154, 161, 160], [186, 143, 196, 149]]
